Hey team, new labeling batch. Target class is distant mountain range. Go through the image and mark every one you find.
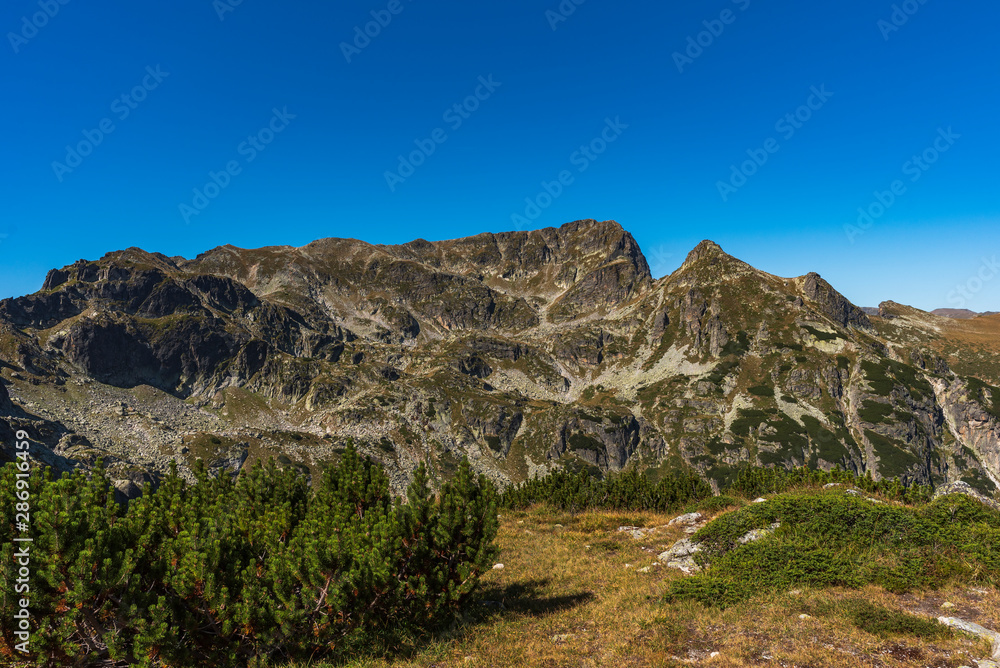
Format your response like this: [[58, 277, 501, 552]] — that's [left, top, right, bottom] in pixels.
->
[[1, 220, 998, 499]]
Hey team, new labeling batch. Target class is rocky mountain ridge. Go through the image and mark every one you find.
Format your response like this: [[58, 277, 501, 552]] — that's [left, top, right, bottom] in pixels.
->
[[1, 219, 998, 499]]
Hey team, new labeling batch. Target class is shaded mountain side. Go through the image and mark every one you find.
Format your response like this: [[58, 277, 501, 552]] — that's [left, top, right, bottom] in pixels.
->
[[0, 219, 998, 499]]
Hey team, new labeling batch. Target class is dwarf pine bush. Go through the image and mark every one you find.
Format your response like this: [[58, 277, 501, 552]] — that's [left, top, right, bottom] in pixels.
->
[[500, 464, 932, 514], [0, 446, 498, 666], [664, 491, 1000, 608], [500, 467, 712, 513], [724, 465, 933, 504]]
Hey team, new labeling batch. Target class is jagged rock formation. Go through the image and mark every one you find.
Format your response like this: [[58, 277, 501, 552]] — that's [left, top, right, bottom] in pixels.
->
[[1, 219, 999, 497]]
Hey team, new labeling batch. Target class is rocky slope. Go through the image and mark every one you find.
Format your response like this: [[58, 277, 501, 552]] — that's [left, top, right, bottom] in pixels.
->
[[1, 219, 998, 498]]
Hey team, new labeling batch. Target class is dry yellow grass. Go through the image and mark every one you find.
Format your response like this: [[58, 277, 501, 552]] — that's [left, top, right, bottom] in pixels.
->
[[326, 506, 998, 668], [940, 314, 1000, 347]]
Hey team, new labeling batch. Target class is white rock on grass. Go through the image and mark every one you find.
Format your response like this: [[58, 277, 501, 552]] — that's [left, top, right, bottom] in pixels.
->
[[658, 538, 703, 574], [738, 522, 781, 545], [937, 616, 1000, 661], [618, 525, 647, 539], [668, 512, 703, 526]]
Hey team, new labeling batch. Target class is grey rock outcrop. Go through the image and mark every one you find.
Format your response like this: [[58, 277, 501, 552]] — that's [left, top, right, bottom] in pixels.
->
[[936, 616, 1000, 661], [659, 538, 703, 574], [802, 272, 874, 332]]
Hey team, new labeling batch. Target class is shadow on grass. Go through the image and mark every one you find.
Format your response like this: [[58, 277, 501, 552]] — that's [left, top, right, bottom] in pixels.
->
[[277, 580, 595, 666], [472, 578, 596, 619]]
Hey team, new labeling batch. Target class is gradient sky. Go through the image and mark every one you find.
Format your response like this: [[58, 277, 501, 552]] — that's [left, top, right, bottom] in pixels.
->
[[2, 0, 998, 311]]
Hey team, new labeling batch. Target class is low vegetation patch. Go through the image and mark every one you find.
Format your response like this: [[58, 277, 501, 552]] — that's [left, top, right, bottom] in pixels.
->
[[801, 324, 842, 342], [859, 399, 896, 424], [838, 599, 952, 640], [862, 359, 933, 400], [664, 491, 1000, 608]]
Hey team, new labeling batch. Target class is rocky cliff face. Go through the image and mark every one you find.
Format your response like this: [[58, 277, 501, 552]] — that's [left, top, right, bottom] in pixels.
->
[[1, 219, 998, 498]]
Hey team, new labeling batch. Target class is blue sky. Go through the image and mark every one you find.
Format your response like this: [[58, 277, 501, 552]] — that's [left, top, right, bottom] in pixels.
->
[[2, 0, 998, 311]]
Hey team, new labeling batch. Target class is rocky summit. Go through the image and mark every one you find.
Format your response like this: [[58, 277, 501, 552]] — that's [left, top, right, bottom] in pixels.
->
[[1, 219, 999, 498]]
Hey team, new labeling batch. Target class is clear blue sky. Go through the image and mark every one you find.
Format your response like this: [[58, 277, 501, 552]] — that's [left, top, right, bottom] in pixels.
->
[[2, 0, 998, 311]]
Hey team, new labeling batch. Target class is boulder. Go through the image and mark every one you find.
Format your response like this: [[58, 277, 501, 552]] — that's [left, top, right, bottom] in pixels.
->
[[738, 522, 780, 544], [659, 538, 703, 573], [937, 616, 1000, 660], [668, 512, 703, 526]]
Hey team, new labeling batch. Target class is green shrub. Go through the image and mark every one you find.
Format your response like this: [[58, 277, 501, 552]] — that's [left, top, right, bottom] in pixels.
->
[[865, 429, 919, 478], [721, 331, 750, 357], [0, 448, 499, 666], [731, 409, 773, 437], [568, 432, 605, 452], [801, 325, 841, 342], [762, 415, 808, 451], [664, 492, 998, 608], [723, 465, 930, 504], [501, 468, 712, 514], [800, 415, 848, 463], [862, 361, 896, 396], [859, 399, 895, 424], [705, 438, 738, 456], [705, 358, 741, 386], [862, 360, 933, 400]]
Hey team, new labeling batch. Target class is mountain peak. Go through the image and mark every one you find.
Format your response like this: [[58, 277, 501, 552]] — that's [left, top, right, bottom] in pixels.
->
[[674, 240, 752, 280]]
